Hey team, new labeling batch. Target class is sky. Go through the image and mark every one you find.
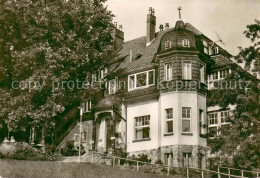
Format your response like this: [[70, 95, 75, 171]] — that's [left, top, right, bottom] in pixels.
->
[[105, 0, 260, 55]]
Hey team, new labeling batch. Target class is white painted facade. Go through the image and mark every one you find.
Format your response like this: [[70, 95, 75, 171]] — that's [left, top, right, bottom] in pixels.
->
[[126, 91, 207, 153]]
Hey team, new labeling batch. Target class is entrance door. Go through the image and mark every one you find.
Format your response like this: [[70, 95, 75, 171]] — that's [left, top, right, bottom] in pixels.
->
[[106, 120, 115, 152]]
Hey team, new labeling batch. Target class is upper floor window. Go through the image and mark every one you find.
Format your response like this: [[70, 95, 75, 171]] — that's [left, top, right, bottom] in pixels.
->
[[208, 112, 218, 125], [199, 109, 206, 135], [220, 70, 228, 79], [109, 79, 116, 94], [82, 100, 91, 113], [128, 70, 155, 90], [214, 47, 219, 54], [200, 64, 205, 83], [182, 39, 190, 47], [182, 107, 191, 133], [165, 41, 171, 49], [182, 61, 192, 80], [135, 115, 150, 140], [213, 71, 218, 80], [203, 41, 209, 54], [165, 62, 173, 81], [220, 110, 230, 123], [165, 108, 173, 133]]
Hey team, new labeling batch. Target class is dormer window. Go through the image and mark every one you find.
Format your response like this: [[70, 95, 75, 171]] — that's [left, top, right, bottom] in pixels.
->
[[203, 41, 209, 54], [182, 39, 190, 47], [128, 70, 155, 90], [109, 79, 116, 94], [214, 47, 219, 54], [165, 41, 171, 49]]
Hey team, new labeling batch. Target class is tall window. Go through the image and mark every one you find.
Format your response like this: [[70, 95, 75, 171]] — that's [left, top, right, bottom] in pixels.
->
[[182, 61, 192, 80], [135, 115, 150, 140], [165, 108, 173, 133], [182, 39, 190, 47], [200, 64, 205, 83], [109, 79, 116, 94], [208, 112, 218, 125], [165, 41, 171, 49], [182, 107, 191, 133], [83, 100, 91, 113], [199, 110, 205, 134], [128, 70, 154, 90], [183, 153, 192, 167], [165, 63, 172, 81]]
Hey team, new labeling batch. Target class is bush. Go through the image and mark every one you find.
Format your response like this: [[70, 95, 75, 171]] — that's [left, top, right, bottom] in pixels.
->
[[0, 142, 62, 161], [155, 159, 163, 164]]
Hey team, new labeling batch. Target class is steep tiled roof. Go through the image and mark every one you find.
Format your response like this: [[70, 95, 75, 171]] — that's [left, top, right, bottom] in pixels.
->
[[109, 22, 207, 76], [211, 55, 234, 69], [95, 94, 122, 110]]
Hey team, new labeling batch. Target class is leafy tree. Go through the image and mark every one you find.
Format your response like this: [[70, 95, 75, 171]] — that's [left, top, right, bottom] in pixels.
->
[[207, 19, 260, 170], [0, 0, 114, 150]]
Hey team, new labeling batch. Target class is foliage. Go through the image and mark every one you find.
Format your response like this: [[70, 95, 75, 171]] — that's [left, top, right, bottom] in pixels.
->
[[155, 159, 163, 164], [0, 142, 62, 161], [126, 154, 151, 165], [207, 19, 260, 170], [0, 0, 114, 144], [236, 19, 260, 75]]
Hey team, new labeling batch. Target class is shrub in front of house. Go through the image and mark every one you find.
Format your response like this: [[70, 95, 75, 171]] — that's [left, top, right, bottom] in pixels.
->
[[0, 142, 62, 161]]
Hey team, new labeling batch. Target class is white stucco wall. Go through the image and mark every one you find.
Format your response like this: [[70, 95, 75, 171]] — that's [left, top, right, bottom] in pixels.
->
[[127, 100, 159, 153], [160, 91, 206, 147]]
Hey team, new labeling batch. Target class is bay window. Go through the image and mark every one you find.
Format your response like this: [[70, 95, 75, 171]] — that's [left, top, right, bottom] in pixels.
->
[[208, 112, 218, 125], [182, 107, 191, 133], [165, 108, 173, 133], [200, 64, 205, 83], [221, 110, 230, 123], [165, 62, 173, 81], [182, 61, 192, 80]]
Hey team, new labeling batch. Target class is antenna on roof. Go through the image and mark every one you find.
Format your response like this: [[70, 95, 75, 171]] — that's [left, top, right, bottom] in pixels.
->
[[209, 31, 226, 48], [177, 6, 182, 20]]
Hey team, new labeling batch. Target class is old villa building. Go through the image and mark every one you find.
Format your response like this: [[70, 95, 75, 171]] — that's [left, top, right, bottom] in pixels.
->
[[55, 7, 236, 168]]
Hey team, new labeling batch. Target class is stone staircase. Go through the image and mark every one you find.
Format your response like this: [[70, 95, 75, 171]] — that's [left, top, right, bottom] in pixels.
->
[[62, 151, 112, 165]]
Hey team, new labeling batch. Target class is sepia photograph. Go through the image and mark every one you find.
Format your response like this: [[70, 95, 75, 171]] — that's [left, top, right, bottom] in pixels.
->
[[0, 0, 259, 177]]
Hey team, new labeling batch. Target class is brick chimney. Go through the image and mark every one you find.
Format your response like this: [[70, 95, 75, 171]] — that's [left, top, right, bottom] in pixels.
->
[[159, 24, 164, 31], [113, 23, 124, 51], [146, 7, 156, 45], [165, 23, 170, 30]]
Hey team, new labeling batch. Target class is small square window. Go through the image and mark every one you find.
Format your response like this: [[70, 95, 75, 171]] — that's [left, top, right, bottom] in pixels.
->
[[183, 39, 190, 47]]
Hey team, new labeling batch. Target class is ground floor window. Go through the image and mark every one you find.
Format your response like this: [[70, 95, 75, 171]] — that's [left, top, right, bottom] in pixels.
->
[[165, 153, 173, 166], [135, 115, 150, 140], [183, 152, 192, 167], [198, 153, 204, 168], [209, 126, 218, 138]]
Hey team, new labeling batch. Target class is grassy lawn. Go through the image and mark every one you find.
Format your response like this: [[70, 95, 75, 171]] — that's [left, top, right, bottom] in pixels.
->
[[0, 159, 170, 178]]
